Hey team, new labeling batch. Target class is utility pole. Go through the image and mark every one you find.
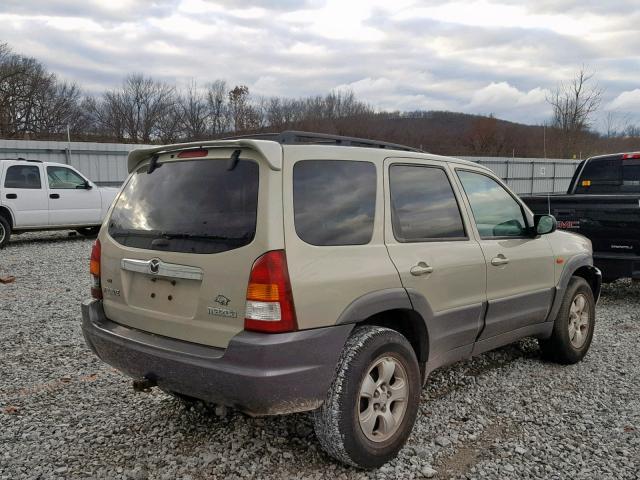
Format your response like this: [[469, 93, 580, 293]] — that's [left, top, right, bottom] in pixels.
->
[[64, 124, 72, 165]]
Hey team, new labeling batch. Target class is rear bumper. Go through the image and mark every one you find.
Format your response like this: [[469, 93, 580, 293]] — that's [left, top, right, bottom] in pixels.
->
[[594, 253, 640, 280], [81, 299, 352, 416]]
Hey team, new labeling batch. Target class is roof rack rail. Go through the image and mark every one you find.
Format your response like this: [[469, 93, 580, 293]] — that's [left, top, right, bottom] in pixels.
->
[[222, 131, 422, 153], [0, 157, 42, 163]]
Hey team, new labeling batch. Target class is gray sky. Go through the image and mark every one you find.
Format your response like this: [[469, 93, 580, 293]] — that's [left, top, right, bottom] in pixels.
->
[[1, 0, 639, 128]]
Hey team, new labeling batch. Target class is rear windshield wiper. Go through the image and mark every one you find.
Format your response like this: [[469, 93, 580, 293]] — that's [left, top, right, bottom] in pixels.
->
[[110, 228, 251, 243], [109, 228, 162, 238], [159, 232, 252, 243]]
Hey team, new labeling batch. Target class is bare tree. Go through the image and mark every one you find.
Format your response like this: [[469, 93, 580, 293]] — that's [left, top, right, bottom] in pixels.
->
[[95, 74, 177, 143], [90, 92, 126, 141], [465, 116, 509, 155], [228, 85, 262, 133], [178, 80, 208, 140], [0, 45, 85, 138], [32, 80, 83, 134], [625, 124, 640, 138], [206, 80, 229, 135], [603, 111, 632, 139], [546, 68, 603, 157]]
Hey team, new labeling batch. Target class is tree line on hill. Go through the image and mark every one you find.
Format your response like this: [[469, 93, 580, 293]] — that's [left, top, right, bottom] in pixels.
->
[[0, 42, 638, 159]]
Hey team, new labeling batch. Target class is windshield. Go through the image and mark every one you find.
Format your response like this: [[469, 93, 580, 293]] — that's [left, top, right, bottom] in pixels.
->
[[108, 158, 259, 254]]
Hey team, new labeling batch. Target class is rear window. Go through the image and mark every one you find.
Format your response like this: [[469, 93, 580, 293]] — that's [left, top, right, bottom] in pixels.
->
[[576, 156, 640, 194], [293, 160, 376, 246], [108, 159, 259, 254]]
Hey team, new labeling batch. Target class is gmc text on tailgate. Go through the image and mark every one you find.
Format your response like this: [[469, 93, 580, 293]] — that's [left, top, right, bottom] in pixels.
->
[[522, 152, 640, 282]]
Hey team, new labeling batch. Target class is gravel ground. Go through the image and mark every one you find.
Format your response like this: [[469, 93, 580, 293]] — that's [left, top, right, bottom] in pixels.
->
[[1, 231, 639, 480]]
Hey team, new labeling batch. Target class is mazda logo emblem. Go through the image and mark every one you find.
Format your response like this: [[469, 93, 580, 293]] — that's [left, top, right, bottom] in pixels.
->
[[149, 259, 160, 274]]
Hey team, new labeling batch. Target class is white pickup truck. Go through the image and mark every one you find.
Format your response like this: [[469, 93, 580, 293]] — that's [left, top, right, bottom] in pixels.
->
[[0, 159, 118, 247]]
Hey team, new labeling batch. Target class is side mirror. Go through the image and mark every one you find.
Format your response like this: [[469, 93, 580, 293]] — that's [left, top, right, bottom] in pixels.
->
[[534, 214, 557, 235], [83, 180, 93, 190]]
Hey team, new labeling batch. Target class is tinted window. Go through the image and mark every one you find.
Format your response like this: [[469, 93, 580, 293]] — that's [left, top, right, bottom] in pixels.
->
[[293, 160, 376, 246], [575, 157, 622, 193], [4, 165, 42, 189], [389, 165, 465, 241], [457, 170, 527, 238], [575, 156, 640, 194], [623, 161, 640, 191], [108, 159, 259, 254], [47, 166, 86, 189]]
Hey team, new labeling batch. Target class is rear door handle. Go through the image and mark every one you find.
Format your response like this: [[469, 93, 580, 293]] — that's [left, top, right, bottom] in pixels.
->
[[50, 193, 60, 199], [6, 193, 17, 199], [491, 254, 509, 266], [410, 262, 434, 276]]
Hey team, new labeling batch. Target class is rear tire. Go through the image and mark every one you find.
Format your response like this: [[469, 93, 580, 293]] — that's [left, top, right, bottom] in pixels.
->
[[76, 226, 100, 237], [540, 277, 595, 364], [313, 326, 421, 469], [0, 216, 11, 248]]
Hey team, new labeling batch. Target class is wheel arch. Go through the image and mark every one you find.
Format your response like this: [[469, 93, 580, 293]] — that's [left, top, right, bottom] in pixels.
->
[[0, 205, 14, 228], [336, 288, 430, 373], [573, 265, 602, 303], [547, 254, 602, 322]]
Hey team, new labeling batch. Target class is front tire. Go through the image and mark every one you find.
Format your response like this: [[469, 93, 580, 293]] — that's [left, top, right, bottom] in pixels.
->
[[0, 216, 11, 248], [313, 326, 421, 469], [540, 276, 595, 364]]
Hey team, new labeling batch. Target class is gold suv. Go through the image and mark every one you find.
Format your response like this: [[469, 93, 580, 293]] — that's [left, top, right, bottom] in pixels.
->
[[82, 132, 601, 468]]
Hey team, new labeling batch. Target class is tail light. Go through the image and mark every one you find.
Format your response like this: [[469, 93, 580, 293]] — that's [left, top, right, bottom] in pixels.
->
[[244, 250, 297, 333], [90, 239, 102, 299], [622, 152, 640, 159]]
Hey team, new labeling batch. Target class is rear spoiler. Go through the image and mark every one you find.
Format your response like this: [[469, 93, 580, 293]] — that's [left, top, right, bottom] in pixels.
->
[[127, 139, 283, 173]]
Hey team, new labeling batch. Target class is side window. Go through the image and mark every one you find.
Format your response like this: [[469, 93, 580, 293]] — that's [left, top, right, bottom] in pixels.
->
[[457, 170, 527, 238], [4, 165, 42, 189], [47, 166, 87, 189], [389, 165, 466, 241], [293, 160, 376, 246]]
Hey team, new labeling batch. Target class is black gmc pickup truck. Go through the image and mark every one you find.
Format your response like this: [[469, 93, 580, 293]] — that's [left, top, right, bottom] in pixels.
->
[[522, 152, 640, 282]]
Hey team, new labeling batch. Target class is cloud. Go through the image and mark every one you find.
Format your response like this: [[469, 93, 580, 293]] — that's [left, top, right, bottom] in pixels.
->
[[467, 82, 550, 123], [515, 0, 640, 15], [0, 0, 638, 127], [210, 0, 325, 10], [608, 90, 640, 112], [0, 0, 179, 23], [335, 75, 458, 112]]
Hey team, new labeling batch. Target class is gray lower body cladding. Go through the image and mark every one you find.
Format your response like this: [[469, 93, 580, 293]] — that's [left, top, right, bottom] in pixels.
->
[[81, 299, 353, 416]]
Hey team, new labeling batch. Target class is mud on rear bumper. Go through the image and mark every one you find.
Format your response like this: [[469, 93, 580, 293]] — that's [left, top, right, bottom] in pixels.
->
[[81, 299, 352, 416]]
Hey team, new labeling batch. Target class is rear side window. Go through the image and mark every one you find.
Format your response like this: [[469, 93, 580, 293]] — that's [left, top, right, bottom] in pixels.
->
[[4, 165, 42, 189], [389, 165, 466, 241], [293, 160, 376, 246], [108, 159, 259, 254]]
